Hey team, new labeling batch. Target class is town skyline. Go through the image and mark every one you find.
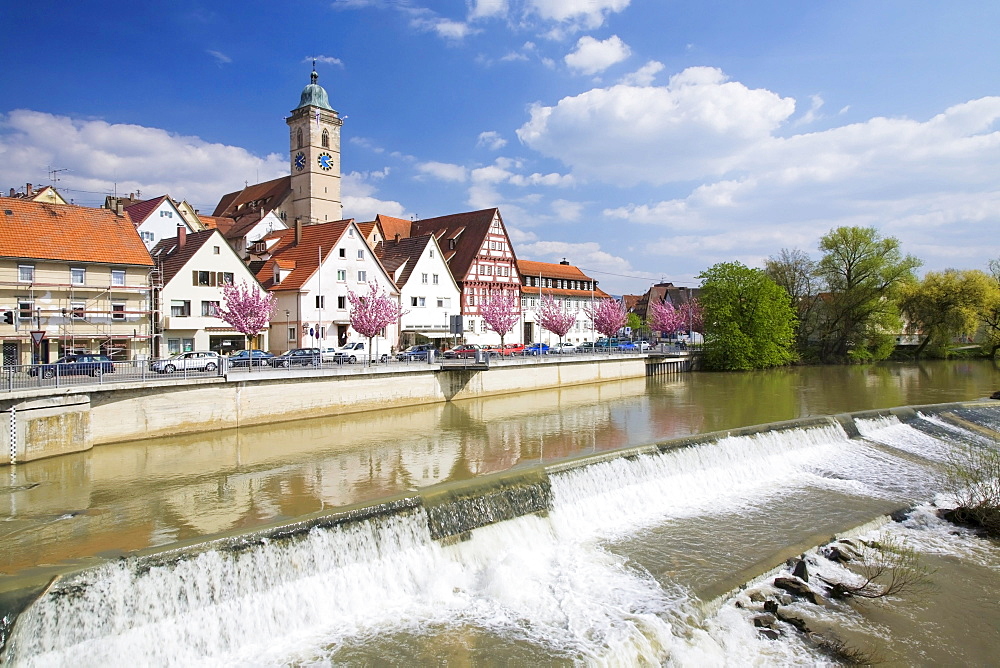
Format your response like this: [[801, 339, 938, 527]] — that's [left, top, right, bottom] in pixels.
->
[[2, 1, 999, 295]]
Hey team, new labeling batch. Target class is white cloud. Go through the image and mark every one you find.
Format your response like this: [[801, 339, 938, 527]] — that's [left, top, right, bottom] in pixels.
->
[[469, 0, 507, 20], [619, 60, 664, 86], [550, 198, 584, 220], [477, 130, 508, 150], [564, 35, 630, 75], [417, 161, 469, 182], [528, 0, 630, 35], [207, 50, 231, 65], [0, 109, 285, 210], [518, 66, 796, 184], [428, 18, 473, 39], [794, 94, 824, 126], [307, 55, 344, 67], [341, 170, 408, 220]]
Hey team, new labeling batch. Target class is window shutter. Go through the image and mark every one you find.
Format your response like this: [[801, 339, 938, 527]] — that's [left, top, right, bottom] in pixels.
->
[[192, 270, 198, 286], [210, 272, 217, 286], [217, 272, 224, 286]]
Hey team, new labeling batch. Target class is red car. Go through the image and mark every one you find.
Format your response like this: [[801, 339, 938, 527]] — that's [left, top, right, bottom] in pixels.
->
[[498, 343, 525, 356], [443, 344, 481, 359]]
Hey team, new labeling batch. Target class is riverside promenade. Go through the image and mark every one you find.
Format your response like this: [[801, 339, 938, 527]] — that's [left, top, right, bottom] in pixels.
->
[[1, 353, 693, 465]]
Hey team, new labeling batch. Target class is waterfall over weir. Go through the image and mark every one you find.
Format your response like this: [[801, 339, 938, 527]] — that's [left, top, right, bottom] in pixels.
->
[[5, 402, 1000, 666]]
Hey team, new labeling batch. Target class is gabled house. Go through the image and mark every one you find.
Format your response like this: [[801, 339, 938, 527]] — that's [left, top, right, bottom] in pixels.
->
[[149, 227, 269, 356], [252, 219, 400, 354], [4, 183, 69, 205], [122, 195, 199, 249], [518, 259, 610, 344], [406, 208, 522, 346], [375, 234, 461, 346], [0, 200, 154, 364]]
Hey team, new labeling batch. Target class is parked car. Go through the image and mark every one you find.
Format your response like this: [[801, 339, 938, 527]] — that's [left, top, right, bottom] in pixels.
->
[[227, 349, 275, 367], [576, 342, 597, 353], [552, 342, 577, 354], [595, 337, 622, 349], [617, 341, 651, 351], [271, 348, 321, 367], [498, 343, 525, 356], [524, 342, 550, 356], [328, 341, 389, 364], [396, 344, 437, 361], [30, 354, 115, 379], [443, 344, 480, 359], [149, 351, 220, 374]]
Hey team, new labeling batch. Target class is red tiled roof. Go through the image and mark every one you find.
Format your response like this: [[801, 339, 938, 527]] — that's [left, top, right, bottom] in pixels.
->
[[410, 209, 517, 283], [0, 200, 153, 266], [375, 235, 434, 288], [149, 229, 221, 284], [213, 176, 291, 219], [375, 214, 411, 241], [517, 259, 593, 282], [123, 195, 169, 226], [521, 285, 611, 299], [198, 215, 236, 234], [253, 220, 352, 291]]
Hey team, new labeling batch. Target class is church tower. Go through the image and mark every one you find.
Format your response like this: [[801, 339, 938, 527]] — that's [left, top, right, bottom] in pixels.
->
[[287, 66, 343, 224]]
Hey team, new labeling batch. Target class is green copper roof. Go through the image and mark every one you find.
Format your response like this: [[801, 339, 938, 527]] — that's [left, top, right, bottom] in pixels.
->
[[296, 70, 333, 111]]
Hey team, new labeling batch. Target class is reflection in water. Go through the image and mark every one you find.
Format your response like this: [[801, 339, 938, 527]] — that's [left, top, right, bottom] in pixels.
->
[[1, 360, 997, 579]]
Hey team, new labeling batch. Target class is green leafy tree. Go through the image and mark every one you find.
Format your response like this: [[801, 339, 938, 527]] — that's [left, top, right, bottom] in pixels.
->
[[765, 248, 819, 354], [899, 269, 994, 358], [625, 312, 644, 339], [813, 226, 921, 363], [979, 259, 1000, 359], [697, 262, 797, 370]]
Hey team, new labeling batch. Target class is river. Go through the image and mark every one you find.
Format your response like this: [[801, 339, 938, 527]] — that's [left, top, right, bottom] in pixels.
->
[[2, 359, 999, 664]]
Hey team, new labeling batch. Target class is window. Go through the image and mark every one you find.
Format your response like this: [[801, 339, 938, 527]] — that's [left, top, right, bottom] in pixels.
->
[[467, 319, 475, 333], [421, 273, 428, 284], [418, 297, 426, 307], [315, 295, 325, 309], [339, 248, 346, 258], [112, 303, 126, 320], [168, 338, 181, 355], [18, 300, 33, 320], [70, 302, 85, 319], [18, 265, 34, 283], [357, 270, 366, 282], [71, 267, 86, 285], [201, 301, 220, 316], [170, 300, 191, 317], [437, 297, 451, 308], [468, 295, 475, 306], [337, 269, 346, 281], [411, 297, 418, 307], [430, 249, 435, 258], [297, 128, 303, 149], [348, 228, 354, 238], [432, 274, 439, 285], [111, 270, 126, 286], [221, 272, 234, 285], [159, 210, 173, 218], [213, 246, 221, 255], [195, 271, 212, 286], [337, 296, 346, 309], [357, 249, 364, 260], [322, 129, 330, 148], [287, 327, 296, 341]]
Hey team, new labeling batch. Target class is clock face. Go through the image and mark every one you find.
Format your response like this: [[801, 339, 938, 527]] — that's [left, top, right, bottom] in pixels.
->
[[318, 153, 333, 171], [294, 152, 306, 171]]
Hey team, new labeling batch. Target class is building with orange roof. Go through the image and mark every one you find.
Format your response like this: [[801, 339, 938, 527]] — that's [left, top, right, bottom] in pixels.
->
[[518, 259, 609, 344], [0, 199, 155, 364], [250, 219, 400, 354], [149, 227, 270, 357]]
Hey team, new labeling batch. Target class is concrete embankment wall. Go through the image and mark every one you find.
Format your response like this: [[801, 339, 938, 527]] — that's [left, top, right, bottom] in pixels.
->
[[1, 356, 660, 464]]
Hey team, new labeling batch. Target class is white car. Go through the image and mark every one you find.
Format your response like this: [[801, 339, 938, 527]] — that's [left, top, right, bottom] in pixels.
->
[[149, 351, 220, 374], [552, 342, 577, 354], [326, 341, 388, 364]]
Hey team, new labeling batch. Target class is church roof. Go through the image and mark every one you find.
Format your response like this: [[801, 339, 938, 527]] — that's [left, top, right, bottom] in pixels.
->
[[295, 69, 333, 112]]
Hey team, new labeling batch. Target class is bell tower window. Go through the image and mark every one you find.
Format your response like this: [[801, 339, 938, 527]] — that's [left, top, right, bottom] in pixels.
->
[[296, 128, 303, 149], [321, 129, 330, 148]]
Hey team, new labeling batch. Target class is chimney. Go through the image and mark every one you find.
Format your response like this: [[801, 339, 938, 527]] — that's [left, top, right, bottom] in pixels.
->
[[295, 218, 302, 246], [26, 183, 33, 197], [116, 201, 124, 215], [177, 223, 187, 248], [394, 233, 400, 242], [8, 188, 14, 197], [560, 258, 570, 265]]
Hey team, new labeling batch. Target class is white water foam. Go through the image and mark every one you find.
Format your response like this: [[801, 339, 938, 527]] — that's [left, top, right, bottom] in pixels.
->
[[855, 415, 956, 462]]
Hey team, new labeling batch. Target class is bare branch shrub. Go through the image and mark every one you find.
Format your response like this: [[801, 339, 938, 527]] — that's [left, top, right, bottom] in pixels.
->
[[825, 535, 934, 600], [944, 443, 1000, 537]]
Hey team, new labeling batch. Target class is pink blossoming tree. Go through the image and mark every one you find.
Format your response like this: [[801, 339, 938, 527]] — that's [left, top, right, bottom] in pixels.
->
[[536, 294, 577, 348], [649, 301, 685, 337], [218, 281, 277, 369], [479, 289, 520, 348], [347, 283, 407, 364], [585, 298, 628, 351]]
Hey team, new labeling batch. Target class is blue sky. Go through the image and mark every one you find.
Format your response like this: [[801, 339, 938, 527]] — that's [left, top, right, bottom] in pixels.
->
[[2, 1, 1000, 295]]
